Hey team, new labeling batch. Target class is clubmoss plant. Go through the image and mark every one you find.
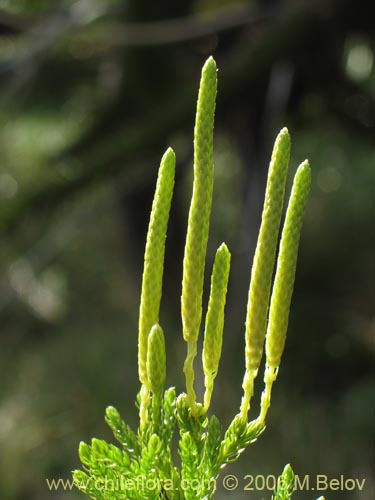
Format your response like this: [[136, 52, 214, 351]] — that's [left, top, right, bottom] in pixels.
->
[[73, 57, 323, 500]]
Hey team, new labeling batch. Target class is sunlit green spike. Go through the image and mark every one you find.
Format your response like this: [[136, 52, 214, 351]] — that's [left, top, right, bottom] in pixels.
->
[[181, 56, 217, 344], [138, 148, 175, 386], [266, 160, 311, 369], [181, 56, 217, 414], [259, 160, 311, 422], [241, 127, 290, 418], [202, 243, 231, 411]]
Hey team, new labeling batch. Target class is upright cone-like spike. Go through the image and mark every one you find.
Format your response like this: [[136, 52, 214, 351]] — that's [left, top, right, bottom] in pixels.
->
[[182, 56, 217, 343], [203, 243, 231, 411], [266, 160, 311, 369], [138, 148, 175, 387], [181, 56, 217, 414], [259, 160, 311, 422], [241, 128, 291, 419]]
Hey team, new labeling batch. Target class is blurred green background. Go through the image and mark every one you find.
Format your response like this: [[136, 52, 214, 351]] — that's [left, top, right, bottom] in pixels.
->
[[0, 1, 373, 499]]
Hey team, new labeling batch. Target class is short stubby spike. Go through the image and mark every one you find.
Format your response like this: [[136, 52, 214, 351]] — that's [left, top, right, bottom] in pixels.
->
[[138, 148, 175, 387], [147, 324, 166, 396]]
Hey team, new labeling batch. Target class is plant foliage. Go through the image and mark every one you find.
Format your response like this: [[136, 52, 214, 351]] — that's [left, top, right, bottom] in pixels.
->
[[73, 57, 323, 500]]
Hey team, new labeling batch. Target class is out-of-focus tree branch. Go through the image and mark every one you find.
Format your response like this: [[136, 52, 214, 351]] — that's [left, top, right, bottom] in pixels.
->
[[71, 5, 278, 48], [1, 0, 372, 234]]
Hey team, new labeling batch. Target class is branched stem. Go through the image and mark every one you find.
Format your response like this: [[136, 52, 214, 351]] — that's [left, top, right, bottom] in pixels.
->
[[74, 56, 315, 500]]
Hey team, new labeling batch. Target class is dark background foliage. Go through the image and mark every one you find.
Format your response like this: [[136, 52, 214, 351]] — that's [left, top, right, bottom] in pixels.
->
[[0, 1, 373, 499]]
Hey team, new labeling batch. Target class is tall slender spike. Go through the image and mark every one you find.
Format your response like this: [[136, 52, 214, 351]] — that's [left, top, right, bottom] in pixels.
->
[[138, 148, 175, 386], [181, 56, 217, 414], [181, 56, 218, 343], [241, 128, 291, 419], [259, 160, 311, 422]]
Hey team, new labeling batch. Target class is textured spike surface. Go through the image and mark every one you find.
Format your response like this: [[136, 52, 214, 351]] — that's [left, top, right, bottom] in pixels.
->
[[147, 324, 166, 395], [244, 127, 291, 372], [181, 57, 217, 344], [203, 243, 231, 410], [266, 160, 311, 368], [138, 148, 175, 385], [241, 128, 291, 417], [203, 243, 231, 379]]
